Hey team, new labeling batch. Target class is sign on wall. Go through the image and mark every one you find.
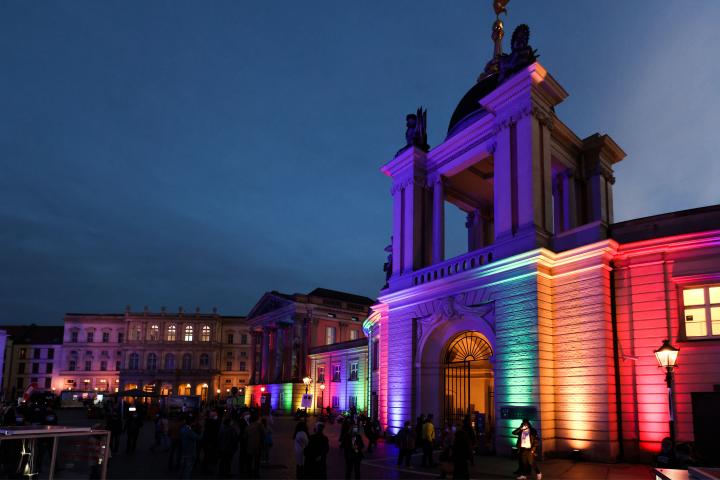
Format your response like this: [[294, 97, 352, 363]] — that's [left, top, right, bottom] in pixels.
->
[[301, 394, 313, 408], [500, 406, 537, 420]]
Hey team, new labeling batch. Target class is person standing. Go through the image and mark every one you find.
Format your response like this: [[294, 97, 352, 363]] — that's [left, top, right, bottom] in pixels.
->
[[396, 421, 415, 468], [421, 414, 436, 468], [343, 423, 365, 479], [511, 419, 541, 480], [201, 410, 220, 474], [179, 416, 202, 480], [106, 413, 123, 454], [124, 411, 142, 454], [246, 413, 266, 478], [304, 422, 330, 480], [452, 429, 473, 479], [217, 416, 238, 478], [293, 421, 309, 479]]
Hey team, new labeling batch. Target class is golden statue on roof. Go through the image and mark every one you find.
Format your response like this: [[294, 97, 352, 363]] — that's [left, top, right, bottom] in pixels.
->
[[493, 0, 510, 17]]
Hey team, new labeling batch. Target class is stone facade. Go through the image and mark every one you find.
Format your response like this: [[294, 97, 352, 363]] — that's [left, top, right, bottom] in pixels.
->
[[1, 326, 63, 400]]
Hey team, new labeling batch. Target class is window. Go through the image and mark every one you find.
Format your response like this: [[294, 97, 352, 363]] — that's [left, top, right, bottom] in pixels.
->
[[117, 332, 124, 343], [44, 378, 51, 389], [132, 325, 142, 341], [147, 353, 158, 370], [325, 327, 336, 345], [69, 360, 76, 371], [226, 360, 233, 371], [71, 331, 78, 343], [128, 353, 139, 370], [84, 361, 92, 371], [87, 332, 94, 343], [184, 325, 193, 342], [150, 324, 159, 341], [350, 329, 358, 341], [349, 361, 358, 381], [33, 349, 41, 359], [239, 361, 246, 371], [240, 351, 247, 358], [332, 364, 341, 382], [227, 334, 234, 344], [167, 325, 176, 342], [348, 395, 358, 408], [102, 332, 110, 343], [100, 361, 107, 371], [32, 363, 39, 374], [48, 348, 54, 359], [17, 363, 25, 374], [19, 348, 26, 359], [682, 285, 720, 338], [200, 325, 211, 342], [200, 353, 209, 368], [372, 340, 379, 371], [46, 363, 53, 374], [182, 353, 192, 370], [241, 334, 248, 345], [317, 366, 325, 383], [165, 353, 175, 370], [115, 360, 121, 371], [332, 396, 340, 408]]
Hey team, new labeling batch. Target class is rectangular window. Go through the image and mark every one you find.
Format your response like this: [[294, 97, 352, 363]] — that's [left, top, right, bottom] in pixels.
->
[[227, 334, 234, 344], [350, 329, 358, 341], [325, 327, 336, 345], [682, 285, 720, 338], [16, 378, 23, 390], [17, 363, 25, 374], [71, 332, 78, 343], [348, 395, 358, 408], [48, 348, 54, 359], [226, 360, 233, 370], [100, 361, 107, 371], [33, 349, 41, 359], [84, 361, 92, 371], [241, 334, 248, 345], [116, 360, 121, 371], [240, 351, 247, 358], [239, 361, 247, 371], [19, 348, 26, 359], [349, 361, 358, 381], [102, 332, 110, 343], [32, 363, 39, 374], [317, 366, 325, 383], [87, 332, 94, 343], [118, 332, 124, 343], [332, 396, 340, 408], [332, 364, 341, 382], [372, 340, 379, 371], [69, 361, 76, 371], [46, 363, 53, 374], [44, 377, 52, 389]]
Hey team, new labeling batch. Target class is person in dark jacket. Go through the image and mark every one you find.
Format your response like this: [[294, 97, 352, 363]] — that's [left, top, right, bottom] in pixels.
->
[[396, 421, 415, 467], [124, 411, 143, 454], [201, 410, 220, 474], [217, 416, 238, 477], [342, 423, 364, 479], [452, 429, 473, 479], [511, 419, 541, 480], [304, 422, 330, 479]]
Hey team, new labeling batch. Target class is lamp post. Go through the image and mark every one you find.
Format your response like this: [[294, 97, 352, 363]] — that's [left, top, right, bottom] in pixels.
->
[[319, 383, 325, 417], [302, 376, 312, 416], [654, 339, 680, 446]]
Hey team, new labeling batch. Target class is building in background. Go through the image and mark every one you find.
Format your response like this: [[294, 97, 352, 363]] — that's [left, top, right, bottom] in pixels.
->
[[367, 14, 720, 463], [307, 337, 368, 414], [1, 325, 64, 401], [58, 308, 250, 402], [245, 288, 374, 413]]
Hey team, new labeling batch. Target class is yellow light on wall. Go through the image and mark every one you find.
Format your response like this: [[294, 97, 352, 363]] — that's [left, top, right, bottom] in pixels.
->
[[654, 339, 679, 369]]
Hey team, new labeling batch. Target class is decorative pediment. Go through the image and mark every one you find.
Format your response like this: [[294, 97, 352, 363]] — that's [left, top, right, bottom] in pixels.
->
[[247, 292, 295, 320]]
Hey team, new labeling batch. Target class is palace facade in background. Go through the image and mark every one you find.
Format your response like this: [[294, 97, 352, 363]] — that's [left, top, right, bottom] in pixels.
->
[[364, 19, 720, 463]]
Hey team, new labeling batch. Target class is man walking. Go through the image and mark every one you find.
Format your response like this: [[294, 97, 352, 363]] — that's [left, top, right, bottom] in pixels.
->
[[512, 419, 541, 480]]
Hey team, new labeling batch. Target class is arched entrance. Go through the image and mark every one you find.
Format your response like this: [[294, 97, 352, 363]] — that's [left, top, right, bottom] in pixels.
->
[[442, 331, 494, 432]]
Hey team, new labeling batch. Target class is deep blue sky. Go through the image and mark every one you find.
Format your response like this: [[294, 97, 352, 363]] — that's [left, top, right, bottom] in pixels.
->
[[2, 1, 719, 324]]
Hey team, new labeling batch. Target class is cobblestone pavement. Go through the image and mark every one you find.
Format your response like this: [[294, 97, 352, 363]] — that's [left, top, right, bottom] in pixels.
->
[[50, 409, 653, 480]]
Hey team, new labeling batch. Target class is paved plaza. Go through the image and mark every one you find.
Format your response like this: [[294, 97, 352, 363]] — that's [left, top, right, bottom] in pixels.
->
[[51, 410, 653, 480]]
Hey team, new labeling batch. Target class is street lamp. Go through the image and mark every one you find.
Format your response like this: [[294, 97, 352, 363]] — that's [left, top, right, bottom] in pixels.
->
[[319, 383, 326, 416], [654, 339, 680, 446], [302, 376, 313, 416]]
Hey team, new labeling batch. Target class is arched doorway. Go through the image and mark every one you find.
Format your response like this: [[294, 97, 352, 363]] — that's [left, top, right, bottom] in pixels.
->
[[442, 331, 494, 432]]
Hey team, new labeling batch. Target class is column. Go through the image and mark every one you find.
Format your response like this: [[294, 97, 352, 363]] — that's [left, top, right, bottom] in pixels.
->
[[562, 169, 577, 231], [431, 176, 445, 264], [261, 328, 270, 384]]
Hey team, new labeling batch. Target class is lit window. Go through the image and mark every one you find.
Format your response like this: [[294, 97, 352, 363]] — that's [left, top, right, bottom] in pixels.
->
[[349, 361, 358, 381], [150, 324, 159, 341], [350, 329, 358, 341], [201, 325, 211, 342], [682, 285, 720, 338], [317, 366, 325, 383], [133, 325, 142, 341], [184, 325, 194, 342], [325, 327, 336, 345], [332, 364, 341, 382], [167, 325, 176, 342]]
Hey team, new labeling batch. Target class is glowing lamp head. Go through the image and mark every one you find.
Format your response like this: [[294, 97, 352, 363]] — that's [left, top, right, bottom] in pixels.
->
[[654, 339, 679, 369], [260, 386, 266, 393], [216, 389, 221, 394], [302, 376, 312, 386], [320, 383, 326, 391]]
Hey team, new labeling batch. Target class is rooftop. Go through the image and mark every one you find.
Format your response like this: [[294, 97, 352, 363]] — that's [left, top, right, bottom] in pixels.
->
[[611, 204, 720, 244]]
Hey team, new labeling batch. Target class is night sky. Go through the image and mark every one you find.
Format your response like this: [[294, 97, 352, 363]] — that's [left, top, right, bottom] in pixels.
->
[[2, 1, 719, 325]]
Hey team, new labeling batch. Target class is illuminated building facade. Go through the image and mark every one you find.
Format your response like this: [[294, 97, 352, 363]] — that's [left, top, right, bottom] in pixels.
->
[[365, 30, 720, 461], [58, 308, 250, 401], [1, 325, 63, 400], [245, 288, 373, 413]]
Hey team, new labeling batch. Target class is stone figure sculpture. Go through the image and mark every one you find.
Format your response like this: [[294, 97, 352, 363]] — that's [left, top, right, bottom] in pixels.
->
[[498, 24, 538, 82], [398, 107, 430, 155], [382, 237, 393, 289], [493, 0, 510, 16]]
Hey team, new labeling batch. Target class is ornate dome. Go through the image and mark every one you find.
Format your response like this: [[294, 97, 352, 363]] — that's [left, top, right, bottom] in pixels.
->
[[446, 74, 498, 138]]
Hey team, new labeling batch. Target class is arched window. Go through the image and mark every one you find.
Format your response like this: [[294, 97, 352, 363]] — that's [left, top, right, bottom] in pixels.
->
[[167, 325, 176, 342], [184, 325, 193, 342], [149, 324, 159, 341], [200, 325, 211, 342], [128, 353, 139, 370], [199, 353, 209, 368], [147, 353, 158, 370], [164, 353, 175, 370], [182, 353, 192, 370]]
